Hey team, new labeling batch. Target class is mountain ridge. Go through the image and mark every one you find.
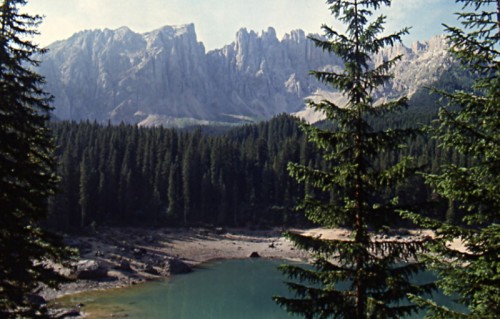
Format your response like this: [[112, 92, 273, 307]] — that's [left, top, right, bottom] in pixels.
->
[[39, 24, 452, 127]]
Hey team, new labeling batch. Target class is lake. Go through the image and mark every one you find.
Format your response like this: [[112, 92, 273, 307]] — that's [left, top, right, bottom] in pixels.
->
[[59, 259, 294, 318], [58, 258, 463, 319]]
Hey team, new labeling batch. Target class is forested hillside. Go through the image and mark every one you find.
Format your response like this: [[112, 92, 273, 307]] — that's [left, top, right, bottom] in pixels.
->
[[47, 111, 468, 233]]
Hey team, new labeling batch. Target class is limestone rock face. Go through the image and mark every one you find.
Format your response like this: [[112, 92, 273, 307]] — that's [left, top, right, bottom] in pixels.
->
[[39, 24, 452, 126], [41, 24, 212, 124], [374, 35, 452, 98], [73, 260, 108, 280]]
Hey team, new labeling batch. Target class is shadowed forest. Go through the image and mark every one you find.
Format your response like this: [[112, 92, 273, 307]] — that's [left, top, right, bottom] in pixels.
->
[[47, 104, 466, 232]]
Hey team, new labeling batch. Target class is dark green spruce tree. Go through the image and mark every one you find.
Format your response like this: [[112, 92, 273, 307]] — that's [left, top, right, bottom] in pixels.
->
[[274, 1, 433, 318], [403, 1, 500, 318], [0, 0, 72, 317]]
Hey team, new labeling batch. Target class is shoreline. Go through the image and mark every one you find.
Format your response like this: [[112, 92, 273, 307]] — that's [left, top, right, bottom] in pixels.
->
[[42, 226, 445, 318], [42, 227, 310, 301], [42, 226, 438, 302], [39, 227, 464, 318]]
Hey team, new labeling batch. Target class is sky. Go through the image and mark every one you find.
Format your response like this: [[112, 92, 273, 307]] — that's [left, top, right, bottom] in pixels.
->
[[25, 0, 464, 50]]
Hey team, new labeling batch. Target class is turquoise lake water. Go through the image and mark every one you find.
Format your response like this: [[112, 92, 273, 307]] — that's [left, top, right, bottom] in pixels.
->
[[61, 259, 463, 319], [63, 259, 294, 319]]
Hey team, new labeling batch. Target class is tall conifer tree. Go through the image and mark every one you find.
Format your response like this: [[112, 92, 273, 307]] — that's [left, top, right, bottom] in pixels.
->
[[404, 1, 500, 317], [274, 1, 432, 318], [0, 0, 72, 317]]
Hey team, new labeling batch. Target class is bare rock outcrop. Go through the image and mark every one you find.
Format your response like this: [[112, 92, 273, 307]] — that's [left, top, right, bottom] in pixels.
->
[[73, 260, 108, 280], [38, 24, 453, 127], [165, 258, 192, 275]]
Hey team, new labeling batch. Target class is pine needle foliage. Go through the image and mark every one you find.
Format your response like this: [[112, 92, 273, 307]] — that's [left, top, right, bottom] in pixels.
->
[[402, 1, 500, 318], [274, 1, 434, 318], [0, 0, 73, 317]]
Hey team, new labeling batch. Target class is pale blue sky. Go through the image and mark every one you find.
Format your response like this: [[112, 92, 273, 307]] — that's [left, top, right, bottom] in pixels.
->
[[25, 0, 463, 50]]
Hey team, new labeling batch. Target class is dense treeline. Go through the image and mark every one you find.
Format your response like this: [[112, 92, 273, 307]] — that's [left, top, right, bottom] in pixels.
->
[[47, 112, 467, 233], [48, 115, 309, 231]]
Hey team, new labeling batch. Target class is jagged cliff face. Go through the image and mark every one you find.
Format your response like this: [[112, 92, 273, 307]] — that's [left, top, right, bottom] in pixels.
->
[[41, 24, 212, 124], [39, 24, 451, 126], [373, 35, 452, 97]]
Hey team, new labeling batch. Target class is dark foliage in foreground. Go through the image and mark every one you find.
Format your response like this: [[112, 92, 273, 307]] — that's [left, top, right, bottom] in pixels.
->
[[47, 100, 471, 233], [0, 0, 73, 317], [404, 1, 500, 317]]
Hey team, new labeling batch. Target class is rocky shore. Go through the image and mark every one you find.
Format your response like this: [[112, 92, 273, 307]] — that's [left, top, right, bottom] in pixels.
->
[[40, 227, 437, 318], [41, 227, 309, 301]]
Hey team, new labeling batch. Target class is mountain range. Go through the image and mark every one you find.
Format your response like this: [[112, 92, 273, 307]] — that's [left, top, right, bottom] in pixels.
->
[[39, 24, 453, 127]]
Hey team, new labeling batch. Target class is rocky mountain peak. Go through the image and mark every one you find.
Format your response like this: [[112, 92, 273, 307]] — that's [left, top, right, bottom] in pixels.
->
[[39, 25, 453, 127], [283, 29, 307, 43], [146, 23, 197, 40]]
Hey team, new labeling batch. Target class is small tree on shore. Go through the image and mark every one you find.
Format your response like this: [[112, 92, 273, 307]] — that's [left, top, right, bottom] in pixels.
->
[[274, 1, 433, 318]]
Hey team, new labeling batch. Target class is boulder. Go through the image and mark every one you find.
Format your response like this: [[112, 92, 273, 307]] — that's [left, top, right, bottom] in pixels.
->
[[165, 258, 192, 274], [74, 260, 108, 280], [249, 252, 260, 258], [116, 260, 132, 272], [144, 263, 159, 275]]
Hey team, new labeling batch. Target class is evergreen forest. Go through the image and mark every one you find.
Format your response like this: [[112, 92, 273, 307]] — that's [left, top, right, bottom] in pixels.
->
[[47, 107, 466, 233]]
